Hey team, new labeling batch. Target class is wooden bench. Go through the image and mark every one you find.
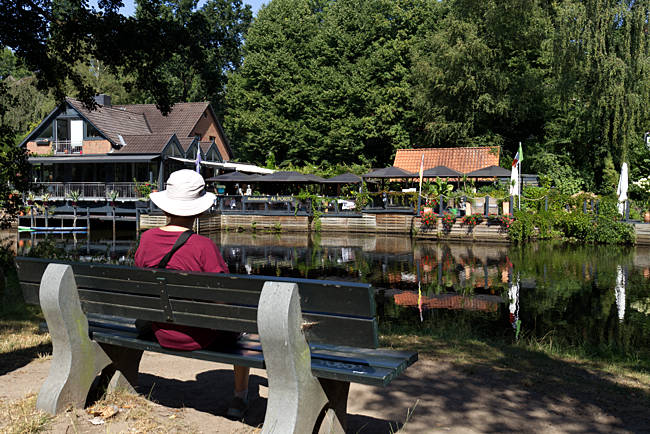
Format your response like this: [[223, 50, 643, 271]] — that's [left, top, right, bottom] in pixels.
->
[[16, 257, 417, 433]]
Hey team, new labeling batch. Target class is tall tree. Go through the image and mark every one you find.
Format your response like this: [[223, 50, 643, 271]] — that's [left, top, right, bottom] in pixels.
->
[[226, 0, 435, 166], [0, 0, 250, 114], [411, 0, 551, 153], [545, 0, 650, 191], [225, 0, 321, 165], [134, 0, 252, 116]]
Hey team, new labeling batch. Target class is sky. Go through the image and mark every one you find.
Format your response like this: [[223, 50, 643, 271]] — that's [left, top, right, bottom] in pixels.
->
[[89, 0, 266, 17]]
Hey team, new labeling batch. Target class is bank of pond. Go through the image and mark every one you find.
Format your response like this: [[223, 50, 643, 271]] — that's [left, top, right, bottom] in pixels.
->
[[15, 230, 650, 371]]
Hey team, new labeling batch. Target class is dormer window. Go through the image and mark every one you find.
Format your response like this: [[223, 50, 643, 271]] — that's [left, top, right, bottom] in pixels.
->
[[37, 123, 54, 140], [85, 122, 102, 139]]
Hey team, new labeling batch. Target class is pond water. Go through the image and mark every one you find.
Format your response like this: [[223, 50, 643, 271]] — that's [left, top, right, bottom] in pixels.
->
[[16, 229, 650, 362]]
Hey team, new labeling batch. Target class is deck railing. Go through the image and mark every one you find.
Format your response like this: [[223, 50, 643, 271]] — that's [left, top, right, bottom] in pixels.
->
[[53, 140, 83, 154], [31, 182, 141, 200]]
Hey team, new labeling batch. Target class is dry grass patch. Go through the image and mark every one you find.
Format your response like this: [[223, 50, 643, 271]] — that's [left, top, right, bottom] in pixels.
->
[[76, 389, 199, 433], [0, 394, 53, 434], [0, 320, 50, 356]]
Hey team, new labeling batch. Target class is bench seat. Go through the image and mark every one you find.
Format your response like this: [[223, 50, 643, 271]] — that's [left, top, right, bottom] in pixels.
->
[[17, 257, 418, 433], [53, 314, 414, 387]]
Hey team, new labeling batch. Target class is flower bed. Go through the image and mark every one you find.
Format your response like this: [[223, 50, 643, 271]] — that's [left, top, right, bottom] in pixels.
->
[[487, 213, 513, 229], [420, 209, 437, 228], [461, 213, 483, 227], [441, 212, 456, 231]]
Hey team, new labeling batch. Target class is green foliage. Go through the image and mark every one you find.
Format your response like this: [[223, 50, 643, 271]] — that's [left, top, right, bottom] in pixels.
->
[[226, 0, 433, 166], [509, 198, 634, 245], [296, 189, 325, 231], [528, 153, 584, 195], [134, 0, 252, 116], [508, 210, 536, 243], [545, 0, 650, 190], [0, 81, 31, 228], [0, 0, 251, 114], [411, 0, 550, 150], [422, 177, 453, 198]]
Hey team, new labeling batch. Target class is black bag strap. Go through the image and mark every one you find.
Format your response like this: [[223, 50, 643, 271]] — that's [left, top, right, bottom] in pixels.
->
[[156, 230, 195, 269]]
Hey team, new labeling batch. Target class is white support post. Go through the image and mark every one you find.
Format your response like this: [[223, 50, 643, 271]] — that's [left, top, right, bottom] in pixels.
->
[[258, 281, 344, 434]]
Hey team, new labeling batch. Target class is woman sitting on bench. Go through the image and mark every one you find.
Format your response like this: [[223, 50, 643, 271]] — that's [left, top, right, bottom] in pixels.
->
[[134, 169, 250, 419]]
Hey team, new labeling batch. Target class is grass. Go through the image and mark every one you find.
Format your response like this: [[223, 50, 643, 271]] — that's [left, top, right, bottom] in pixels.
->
[[0, 394, 53, 434], [380, 328, 650, 397], [0, 270, 52, 376]]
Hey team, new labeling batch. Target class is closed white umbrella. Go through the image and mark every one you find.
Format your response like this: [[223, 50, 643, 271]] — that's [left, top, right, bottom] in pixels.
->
[[616, 162, 628, 216], [509, 164, 519, 197]]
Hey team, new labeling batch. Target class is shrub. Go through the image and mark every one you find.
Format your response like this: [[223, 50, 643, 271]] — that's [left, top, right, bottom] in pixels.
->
[[420, 209, 437, 228], [441, 212, 456, 231], [461, 213, 483, 227]]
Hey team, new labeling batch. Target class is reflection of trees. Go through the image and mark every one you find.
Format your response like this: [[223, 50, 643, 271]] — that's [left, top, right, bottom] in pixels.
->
[[508, 243, 649, 362]]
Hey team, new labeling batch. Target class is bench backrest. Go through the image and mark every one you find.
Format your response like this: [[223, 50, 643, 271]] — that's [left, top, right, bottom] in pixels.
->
[[16, 256, 378, 348]]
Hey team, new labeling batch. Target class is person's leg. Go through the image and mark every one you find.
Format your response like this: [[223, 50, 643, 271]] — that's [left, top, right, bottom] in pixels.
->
[[234, 365, 250, 396], [228, 365, 250, 419]]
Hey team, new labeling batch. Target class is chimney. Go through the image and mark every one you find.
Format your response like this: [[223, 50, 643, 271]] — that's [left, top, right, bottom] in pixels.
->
[[94, 94, 111, 107]]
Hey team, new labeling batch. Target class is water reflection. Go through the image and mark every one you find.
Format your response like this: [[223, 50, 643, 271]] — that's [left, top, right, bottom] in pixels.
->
[[16, 230, 650, 360]]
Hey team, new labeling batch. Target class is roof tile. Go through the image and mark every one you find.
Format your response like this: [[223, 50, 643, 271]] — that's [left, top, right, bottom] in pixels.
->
[[393, 147, 500, 175], [66, 98, 151, 145], [113, 102, 209, 138], [115, 134, 174, 154]]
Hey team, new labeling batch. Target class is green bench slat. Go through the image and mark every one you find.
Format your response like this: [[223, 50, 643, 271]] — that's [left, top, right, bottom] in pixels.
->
[[20, 281, 39, 305], [309, 358, 398, 387], [238, 340, 414, 373], [92, 331, 267, 369], [18, 257, 379, 348], [17, 257, 374, 317], [308, 342, 419, 367], [78, 291, 377, 347], [91, 331, 397, 387], [42, 317, 410, 387]]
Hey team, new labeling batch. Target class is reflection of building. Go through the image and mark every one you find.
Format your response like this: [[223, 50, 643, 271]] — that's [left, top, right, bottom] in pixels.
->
[[394, 292, 499, 312]]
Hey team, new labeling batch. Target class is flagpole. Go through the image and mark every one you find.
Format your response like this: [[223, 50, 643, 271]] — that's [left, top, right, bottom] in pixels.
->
[[417, 153, 424, 216], [518, 141, 522, 210]]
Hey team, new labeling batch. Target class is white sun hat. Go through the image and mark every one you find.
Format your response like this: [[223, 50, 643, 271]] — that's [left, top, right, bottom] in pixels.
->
[[149, 169, 216, 216]]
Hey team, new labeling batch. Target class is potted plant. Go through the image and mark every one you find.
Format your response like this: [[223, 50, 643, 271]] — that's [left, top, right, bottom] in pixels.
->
[[134, 178, 154, 200], [67, 190, 81, 208], [441, 212, 456, 232], [420, 208, 437, 229], [108, 190, 119, 208], [461, 213, 483, 227]]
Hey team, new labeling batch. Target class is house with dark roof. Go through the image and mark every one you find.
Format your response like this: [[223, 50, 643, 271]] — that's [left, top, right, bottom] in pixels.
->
[[20, 95, 233, 201]]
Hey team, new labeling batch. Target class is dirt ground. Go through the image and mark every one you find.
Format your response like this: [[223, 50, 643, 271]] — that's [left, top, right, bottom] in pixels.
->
[[1, 347, 650, 434]]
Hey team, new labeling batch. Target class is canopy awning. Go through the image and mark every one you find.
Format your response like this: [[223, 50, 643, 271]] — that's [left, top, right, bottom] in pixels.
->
[[362, 167, 416, 178], [322, 173, 363, 184], [250, 171, 319, 183], [465, 165, 511, 178], [200, 160, 274, 174], [422, 166, 463, 178], [205, 171, 256, 182], [29, 154, 160, 164]]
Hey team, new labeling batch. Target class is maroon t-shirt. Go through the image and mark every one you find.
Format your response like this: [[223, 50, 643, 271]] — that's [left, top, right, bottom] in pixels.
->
[[135, 228, 229, 351]]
